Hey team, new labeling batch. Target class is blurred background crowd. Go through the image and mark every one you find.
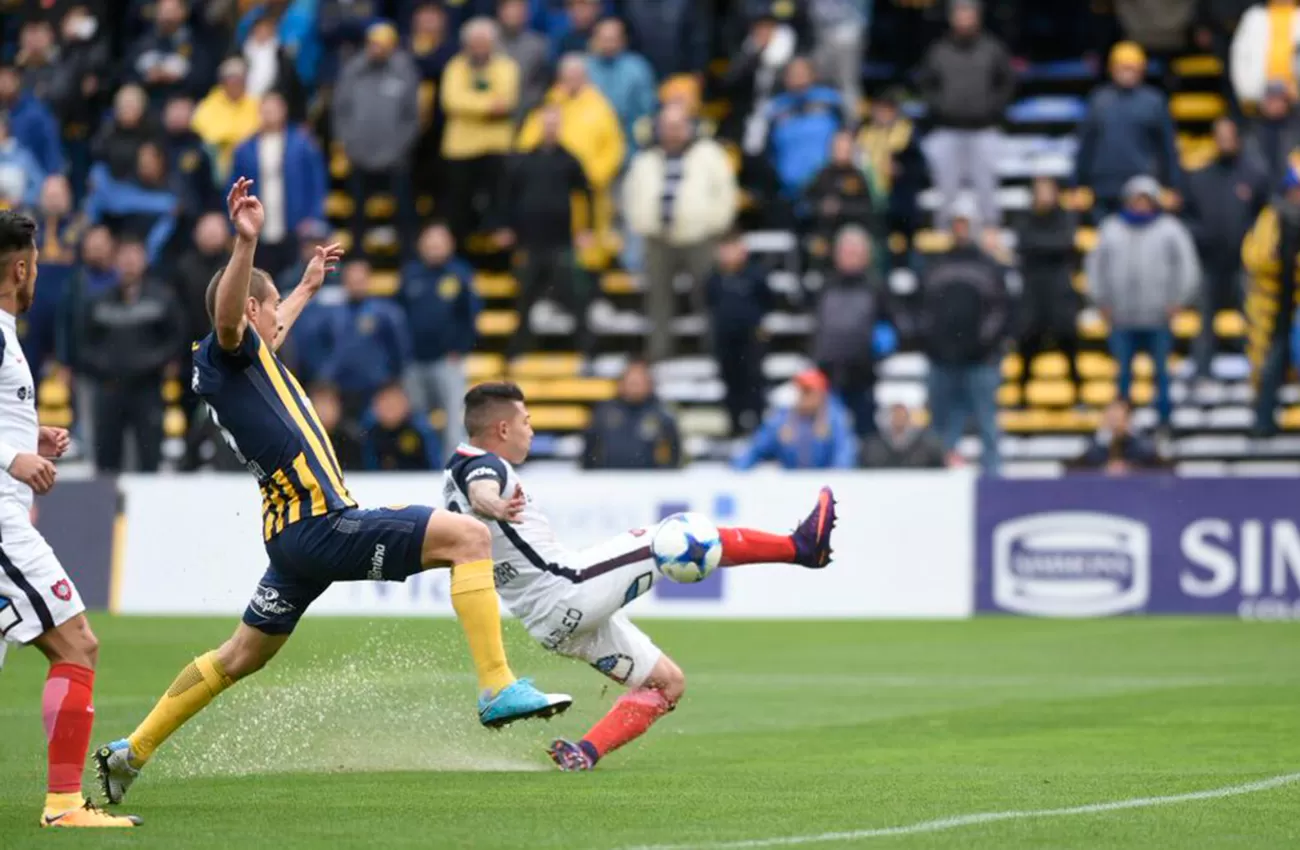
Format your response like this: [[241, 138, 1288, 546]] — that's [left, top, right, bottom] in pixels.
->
[[4, 0, 1300, 476]]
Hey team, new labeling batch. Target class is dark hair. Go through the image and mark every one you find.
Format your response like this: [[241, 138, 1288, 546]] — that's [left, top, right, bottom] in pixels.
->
[[464, 381, 526, 437], [0, 211, 36, 279], [205, 265, 276, 324]]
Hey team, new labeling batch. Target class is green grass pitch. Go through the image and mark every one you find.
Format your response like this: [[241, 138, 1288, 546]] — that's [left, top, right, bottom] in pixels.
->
[[1, 616, 1298, 849]]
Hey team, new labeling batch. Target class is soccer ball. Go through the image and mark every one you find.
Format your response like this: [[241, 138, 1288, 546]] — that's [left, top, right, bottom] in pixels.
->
[[651, 512, 722, 584]]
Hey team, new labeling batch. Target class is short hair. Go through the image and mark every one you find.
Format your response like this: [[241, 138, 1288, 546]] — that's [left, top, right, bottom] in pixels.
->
[[205, 266, 276, 324], [0, 210, 37, 275], [462, 16, 498, 44], [464, 381, 526, 437]]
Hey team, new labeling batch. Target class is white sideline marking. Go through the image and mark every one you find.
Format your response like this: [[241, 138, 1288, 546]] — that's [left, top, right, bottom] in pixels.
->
[[623, 772, 1300, 850]]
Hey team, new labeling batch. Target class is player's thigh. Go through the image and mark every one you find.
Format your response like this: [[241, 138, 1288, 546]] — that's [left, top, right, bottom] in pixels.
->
[[565, 526, 661, 623], [283, 506, 439, 582], [418, 508, 490, 569], [0, 511, 87, 652], [554, 611, 665, 691]]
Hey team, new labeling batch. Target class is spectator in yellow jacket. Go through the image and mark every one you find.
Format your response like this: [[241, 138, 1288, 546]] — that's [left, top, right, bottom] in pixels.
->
[[190, 57, 260, 182], [441, 17, 519, 247], [516, 53, 625, 270]]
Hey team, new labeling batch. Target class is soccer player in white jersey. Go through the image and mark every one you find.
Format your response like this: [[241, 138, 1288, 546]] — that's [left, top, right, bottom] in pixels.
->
[[0, 212, 140, 827], [444, 382, 837, 771]]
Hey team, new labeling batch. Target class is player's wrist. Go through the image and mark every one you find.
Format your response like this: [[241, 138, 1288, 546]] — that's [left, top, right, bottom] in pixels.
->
[[0, 444, 18, 472]]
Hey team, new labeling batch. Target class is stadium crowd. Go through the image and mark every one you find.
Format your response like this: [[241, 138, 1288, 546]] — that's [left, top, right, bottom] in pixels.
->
[[1, 0, 1298, 476]]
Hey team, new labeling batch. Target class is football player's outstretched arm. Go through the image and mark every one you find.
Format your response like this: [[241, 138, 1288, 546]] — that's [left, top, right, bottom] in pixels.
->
[[468, 479, 524, 523], [214, 177, 264, 351], [273, 242, 343, 352]]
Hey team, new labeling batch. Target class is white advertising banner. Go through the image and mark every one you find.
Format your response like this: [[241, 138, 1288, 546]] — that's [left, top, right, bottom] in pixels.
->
[[117, 469, 975, 618]]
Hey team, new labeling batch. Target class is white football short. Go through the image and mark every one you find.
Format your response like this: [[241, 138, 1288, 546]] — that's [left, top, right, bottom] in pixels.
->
[[0, 503, 84, 646], [526, 527, 665, 689]]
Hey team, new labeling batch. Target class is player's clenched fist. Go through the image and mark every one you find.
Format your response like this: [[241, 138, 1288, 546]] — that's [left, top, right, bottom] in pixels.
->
[[9, 452, 56, 494]]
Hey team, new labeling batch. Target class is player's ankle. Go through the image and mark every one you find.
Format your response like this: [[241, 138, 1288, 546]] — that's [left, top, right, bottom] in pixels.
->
[[578, 740, 600, 765]]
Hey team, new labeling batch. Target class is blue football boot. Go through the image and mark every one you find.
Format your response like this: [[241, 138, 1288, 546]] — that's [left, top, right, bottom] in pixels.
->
[[478, 678, 572, 729]]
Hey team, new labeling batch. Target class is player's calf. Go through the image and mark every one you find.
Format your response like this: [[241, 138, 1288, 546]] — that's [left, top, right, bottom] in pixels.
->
[[551, 655, 681, 771]]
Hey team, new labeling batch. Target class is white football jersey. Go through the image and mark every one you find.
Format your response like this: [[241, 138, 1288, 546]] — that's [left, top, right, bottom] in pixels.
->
[[442, 444, 576, 628], [0, 311, 39, 511]]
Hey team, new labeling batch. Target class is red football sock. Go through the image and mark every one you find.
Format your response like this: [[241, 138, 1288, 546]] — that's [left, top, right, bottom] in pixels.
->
[[43, 663, 95, 794], [580, 688, 672, 763], [718, 527, 796, 566]]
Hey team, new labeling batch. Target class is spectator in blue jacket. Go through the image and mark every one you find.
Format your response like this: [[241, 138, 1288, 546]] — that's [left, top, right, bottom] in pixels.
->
[[530, 0, 613, 43], [0, 114, 46, 207], [236, 0, 323, 88], [553, 0, 602, 57], [0, 63, 63, 176], [318, 258, 414, 417], [84, 144, 178, 263], [734, 368, 857, 470], [581, 359, 682, 469], [586, 18, 657, 159], [360, 382, 442, 470], [765, 57, 845, 197], [1075, 41, 1182, 218], [231, 91, 328, 277], [397, 221, 480, 450], [623, 0, 711, 79]]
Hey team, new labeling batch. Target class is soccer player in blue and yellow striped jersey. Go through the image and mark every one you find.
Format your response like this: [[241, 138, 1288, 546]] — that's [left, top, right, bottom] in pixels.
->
[[94, 179, 570, 809]]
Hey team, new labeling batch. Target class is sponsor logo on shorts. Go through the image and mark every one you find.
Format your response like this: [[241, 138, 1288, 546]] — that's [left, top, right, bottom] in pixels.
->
[[622, 572, 654, 606], [593, 653, 635, 684], [0, 594, 22, 637], [991, 511, 1151, 617], [50, 579, 72, 602], [250, 585, 295, 617], [368, 544, 387, 581]]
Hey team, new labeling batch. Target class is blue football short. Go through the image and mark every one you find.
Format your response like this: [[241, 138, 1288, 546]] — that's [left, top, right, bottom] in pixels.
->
[[242, 504, 434, 634]]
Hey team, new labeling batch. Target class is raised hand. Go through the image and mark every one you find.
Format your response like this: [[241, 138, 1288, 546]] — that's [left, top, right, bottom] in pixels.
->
[[301, 242, 344, 292], [226, 177, 265, 241]]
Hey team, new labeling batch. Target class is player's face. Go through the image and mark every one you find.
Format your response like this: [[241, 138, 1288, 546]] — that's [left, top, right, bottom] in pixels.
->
[[499, 401, 533, 464], [250, 294, 281, 344]]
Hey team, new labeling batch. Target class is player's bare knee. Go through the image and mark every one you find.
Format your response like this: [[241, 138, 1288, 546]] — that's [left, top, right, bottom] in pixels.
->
[[76, 623, 99, 669], [35, 615, 98, 668], [449, 514, 492, 563]]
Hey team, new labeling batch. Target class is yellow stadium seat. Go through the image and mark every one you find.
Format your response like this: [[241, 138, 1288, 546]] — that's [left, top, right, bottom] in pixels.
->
[[1000, 408, 1048, 433], [913, 229, 953, 253], [1026, 379, 1076, 407], [329, 154, 350, 180], [888, 232, 909, 254], [362, 230, 398, 256], [514, 378, 617, 402], [38, 377, 69, 407], [1178, 135, 1217, 170], [1171, 309, 1200, 338], [325, 191, 354, 219], [1078, 352, 1116, 380], [464, 353, 504, 381], [1001, 354, 1023, 380], [1064, 187, 1094, 212], [601, 272, 637, 295], [1280, 406, 1300, 430], [369, 270, 399, 296], [1131, 353, 1154, 379], [38, 408, 72, 428], [161, 379, 182, 403], [1170, 92, 1226, 122], [333, 230, 353, 253], [163, 407, 187, 438], [1130, 381, 1154, 405], [997, 383, 1021, 407], [1072, 271, 1088, 293], [1214, 310, 1246, 338], [1075, 228, 1098, 253], [508, 353, 583, 378], [474, 274, 518, 299], [1081, 380, 1117, 406], [364, 195, 396, 219], [477, 311, 519, 336], [526, 404, 591, 431], [1030, 352, 1069, 379], [1173, 55, 1223, 77]]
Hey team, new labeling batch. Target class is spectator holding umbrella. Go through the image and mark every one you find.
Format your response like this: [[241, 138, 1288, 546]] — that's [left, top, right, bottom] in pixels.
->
[[916, 198, 1014, 475], [1014, 176, 1082, 404], [1075, 41, 1182, 218], [734, 368, 857, 470], [1088, 175, 1200, 432]]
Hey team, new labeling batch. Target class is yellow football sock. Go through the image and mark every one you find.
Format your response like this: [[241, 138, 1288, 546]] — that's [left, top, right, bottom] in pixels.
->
[[450, 559, 515, 695], [44, 792, 83, 814], [127, 651, 233, 766]]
